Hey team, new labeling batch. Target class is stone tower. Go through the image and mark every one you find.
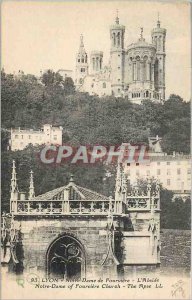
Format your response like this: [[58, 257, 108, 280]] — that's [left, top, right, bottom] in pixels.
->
[[90, 51, 103, 74], [110, 11, 125, 97], [151, 16, 166, 100], [75, 35, 89, 88]]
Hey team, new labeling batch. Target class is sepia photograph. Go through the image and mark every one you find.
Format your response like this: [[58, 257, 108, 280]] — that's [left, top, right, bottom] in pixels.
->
[[1, 0, 191, 299]]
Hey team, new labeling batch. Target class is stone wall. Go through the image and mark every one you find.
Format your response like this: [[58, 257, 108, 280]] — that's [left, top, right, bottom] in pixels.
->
[[160, 229, 191, 276], [17, 216, 114, 277]]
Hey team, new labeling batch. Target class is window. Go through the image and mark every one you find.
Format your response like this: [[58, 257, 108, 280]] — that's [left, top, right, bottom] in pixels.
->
[[187, 168, 191, 174], [167, 162, 170, 165], [118, 66, 120, 69], [177, 169, 181, 175], [103, 82, 106, 88], [53, 135, 57, 140], [81, 68, 85, 73], [118, 79, 120, 82], [136, 163, 139, 166], [167, 179, 170, 186], [91, 83, 94, 88], [127, 163, 130, 166], [21, 135, 23, 139], [157, 169, 161, 175], [28, 135, 31, 139], [118, 88, 121, 93], [167, 169, 171, 175], [15, 135, 18, 139]]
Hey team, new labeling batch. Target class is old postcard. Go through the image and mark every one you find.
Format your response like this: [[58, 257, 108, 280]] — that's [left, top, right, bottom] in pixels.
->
[[1, 0, 191, 299]]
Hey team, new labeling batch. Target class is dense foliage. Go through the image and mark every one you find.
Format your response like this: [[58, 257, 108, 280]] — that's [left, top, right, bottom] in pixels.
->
[[1, 70, 190, 152], [1, 70, 191, 229]]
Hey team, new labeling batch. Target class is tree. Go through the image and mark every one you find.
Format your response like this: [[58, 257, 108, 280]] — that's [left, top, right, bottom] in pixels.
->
[[63, 77, 75, 95], [41, 69, 63, 87]]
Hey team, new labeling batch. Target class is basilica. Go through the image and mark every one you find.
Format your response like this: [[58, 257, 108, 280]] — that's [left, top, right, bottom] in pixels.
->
[[75, 13, 166, 104]]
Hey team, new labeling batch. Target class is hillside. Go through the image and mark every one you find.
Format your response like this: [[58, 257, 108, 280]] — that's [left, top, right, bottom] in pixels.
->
[[1, 70, 191, 229]]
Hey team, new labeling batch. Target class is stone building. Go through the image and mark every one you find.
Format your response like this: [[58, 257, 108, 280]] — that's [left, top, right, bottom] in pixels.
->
[[1, 161, 161, 279], [123, 138, 191, 200], [9, 124, 63, 151], [75, 13, 166, 103]]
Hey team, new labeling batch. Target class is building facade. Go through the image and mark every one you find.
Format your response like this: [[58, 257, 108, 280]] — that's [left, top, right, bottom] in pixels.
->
[[9, 124, 63, 151], [1, 162, 161, 278], [123, 138, 191, 200], [75, 14, 166, 103]]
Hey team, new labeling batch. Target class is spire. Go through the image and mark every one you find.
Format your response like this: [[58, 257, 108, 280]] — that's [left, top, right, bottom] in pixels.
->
[[140, 27, 143, 39], [10, 160, 18, 195], [115, 163, 122, 194], [122, 169, 127, 194], [139, 27, 145, 41], [80, 34, 84, 48], [29, 170, 35, 199], [115, 9, 119, 24], [157, 12, 160, 28], [78, 34, 86, 53], [77, 34, 87, 58]]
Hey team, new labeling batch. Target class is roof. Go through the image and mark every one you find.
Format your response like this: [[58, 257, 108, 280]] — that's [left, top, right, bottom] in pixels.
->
[[33, 182, 110, 201], [127, 37, 156, 51]]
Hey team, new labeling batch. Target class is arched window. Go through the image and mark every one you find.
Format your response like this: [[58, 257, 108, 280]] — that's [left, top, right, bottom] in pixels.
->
[[154, 58, 159, 88], [113, 32, 116, 46], [96, 57, 99, 70], [92, 58, 95, 70], [85, 55, 87, 63], [46, 235, 86, 279], [136, 56, 140, 80], [117, 32, 120, 46], [103, 82, 106, 88], [82, 58, 84, 63], [143, 56, 148, 81], [146, 90, 149, 97]]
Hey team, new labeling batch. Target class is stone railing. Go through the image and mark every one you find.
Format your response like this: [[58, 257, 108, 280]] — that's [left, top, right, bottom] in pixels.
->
[[126, 196, 160, 211], [14, 199, 125, 216]]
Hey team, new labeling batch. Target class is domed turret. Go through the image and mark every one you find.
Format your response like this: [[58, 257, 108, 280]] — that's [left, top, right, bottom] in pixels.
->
[[151, 15, 166, 100], [110, 10, 125, 96], [90, 51, 103, 74]]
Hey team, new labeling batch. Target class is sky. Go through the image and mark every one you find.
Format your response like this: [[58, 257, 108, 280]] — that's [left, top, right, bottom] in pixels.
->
[[1, 0, 191, 100]]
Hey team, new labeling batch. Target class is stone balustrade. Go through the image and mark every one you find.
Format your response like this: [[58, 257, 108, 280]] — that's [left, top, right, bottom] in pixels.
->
[[14, 199, 125, 216]]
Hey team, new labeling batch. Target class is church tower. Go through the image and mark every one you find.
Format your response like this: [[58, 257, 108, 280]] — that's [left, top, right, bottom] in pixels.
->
[[75, 35, 89, 88], [110, 11, 125, 97], [151, 16, 166, 100]]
